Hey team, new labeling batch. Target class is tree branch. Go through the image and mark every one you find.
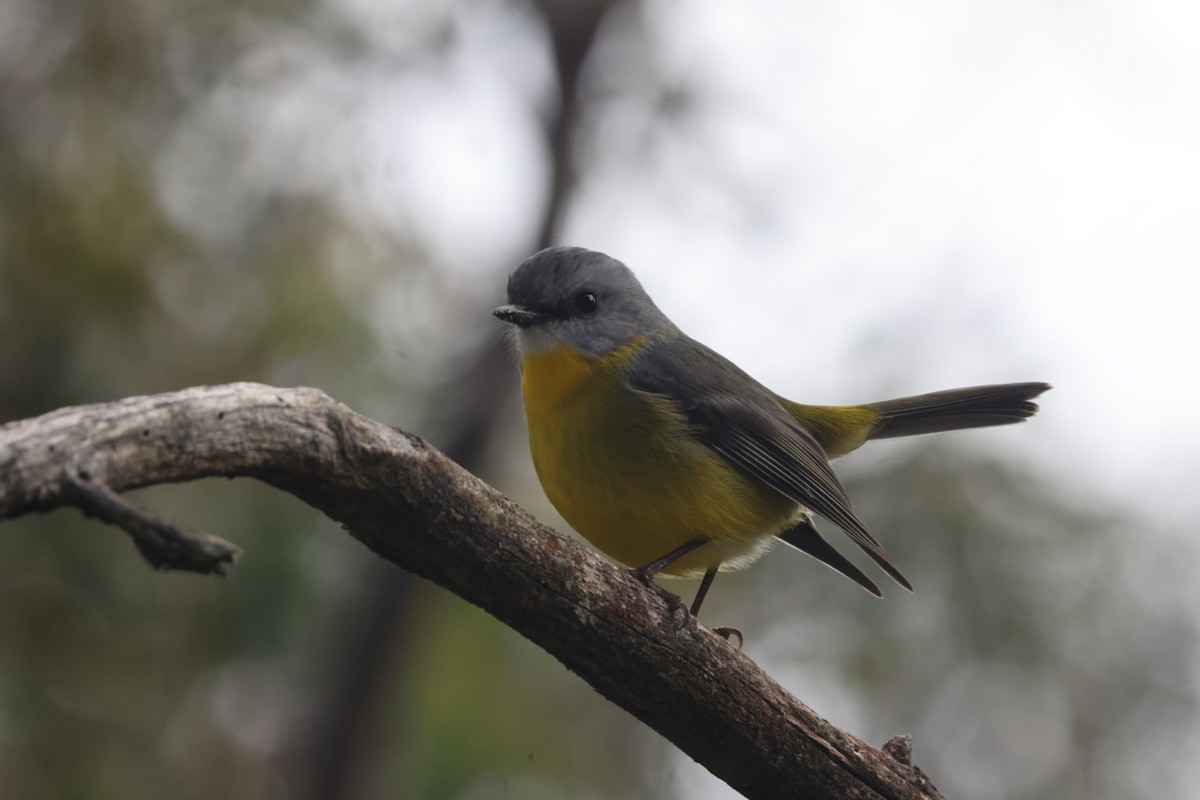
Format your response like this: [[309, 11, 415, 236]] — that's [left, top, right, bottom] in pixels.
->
[[62, 467, 241, 573], [0, 383, 941, 800]]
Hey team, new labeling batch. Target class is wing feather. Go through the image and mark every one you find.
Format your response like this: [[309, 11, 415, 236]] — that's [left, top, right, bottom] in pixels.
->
[[627, 336, 912, 592], [776, 518, 882, 597]]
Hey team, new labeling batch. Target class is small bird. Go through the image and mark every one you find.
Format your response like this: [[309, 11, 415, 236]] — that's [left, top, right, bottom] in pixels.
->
[[494, 246, 1048, 623]]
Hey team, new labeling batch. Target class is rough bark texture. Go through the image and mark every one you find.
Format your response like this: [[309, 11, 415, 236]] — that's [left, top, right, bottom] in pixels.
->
[[0, 383, 942, 800]]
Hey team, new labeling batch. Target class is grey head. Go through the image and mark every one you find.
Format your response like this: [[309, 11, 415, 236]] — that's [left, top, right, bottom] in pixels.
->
[[494, 247, 676, 357]]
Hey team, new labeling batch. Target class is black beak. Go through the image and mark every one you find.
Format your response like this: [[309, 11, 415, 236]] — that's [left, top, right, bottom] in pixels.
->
[[493, 304, 548, 328]]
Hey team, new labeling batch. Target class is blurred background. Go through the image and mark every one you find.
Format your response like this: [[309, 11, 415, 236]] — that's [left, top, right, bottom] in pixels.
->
[[1, 1, 1198, 798]]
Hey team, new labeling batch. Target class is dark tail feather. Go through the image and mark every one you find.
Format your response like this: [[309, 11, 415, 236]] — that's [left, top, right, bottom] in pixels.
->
[[776, 518, 883, 597], [866, 382, 1051, 441]]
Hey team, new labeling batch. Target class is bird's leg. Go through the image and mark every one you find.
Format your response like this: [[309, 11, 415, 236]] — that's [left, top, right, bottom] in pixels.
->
[[632, 537, 708, 581], [691, 565, 743, 649], [690, 565, 719, 616], [631, 538, 708, 626]]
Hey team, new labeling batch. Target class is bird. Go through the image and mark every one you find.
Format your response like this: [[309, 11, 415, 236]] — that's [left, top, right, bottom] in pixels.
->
[[494, 246, 1049, 624]]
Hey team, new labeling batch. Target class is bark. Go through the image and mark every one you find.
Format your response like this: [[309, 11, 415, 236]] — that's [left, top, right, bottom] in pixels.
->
[[0, 383, 942, 800]]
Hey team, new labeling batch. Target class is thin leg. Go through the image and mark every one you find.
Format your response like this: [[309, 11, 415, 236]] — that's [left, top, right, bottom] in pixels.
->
[[690, 565, 743, 649], [631, 537, 708, 583], [690, 565, 719, 617]]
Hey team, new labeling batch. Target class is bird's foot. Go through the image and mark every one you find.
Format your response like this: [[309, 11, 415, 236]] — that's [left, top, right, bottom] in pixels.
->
[[630, 566, 690, 628], [712, 627, 744, 651]]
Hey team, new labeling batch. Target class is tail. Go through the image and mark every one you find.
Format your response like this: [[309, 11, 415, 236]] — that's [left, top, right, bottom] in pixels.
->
[[784, 382, 1051, 457], [865, 382, 1051, 440]]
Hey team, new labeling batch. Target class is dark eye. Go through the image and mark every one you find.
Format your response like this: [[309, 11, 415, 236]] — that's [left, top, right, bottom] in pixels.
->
[[573, 291, 598, 314]]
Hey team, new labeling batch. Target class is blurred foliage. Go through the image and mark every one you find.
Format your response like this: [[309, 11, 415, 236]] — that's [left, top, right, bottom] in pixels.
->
[[743, 447, 1196, 799], [1, 2, 1197, 800]]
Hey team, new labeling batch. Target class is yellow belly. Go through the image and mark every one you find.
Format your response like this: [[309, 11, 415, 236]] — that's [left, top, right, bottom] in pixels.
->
[[519, 343, 796, 577]]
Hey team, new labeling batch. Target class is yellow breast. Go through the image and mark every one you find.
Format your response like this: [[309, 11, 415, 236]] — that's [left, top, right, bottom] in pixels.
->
[[519, 342, 795, 576]]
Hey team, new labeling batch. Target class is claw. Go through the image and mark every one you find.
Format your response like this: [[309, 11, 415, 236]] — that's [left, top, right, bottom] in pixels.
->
[[713, 627, 743, 651], [629, 538, 712, 630], [630, 564, 656, 587], [630, 567, 691, 628]]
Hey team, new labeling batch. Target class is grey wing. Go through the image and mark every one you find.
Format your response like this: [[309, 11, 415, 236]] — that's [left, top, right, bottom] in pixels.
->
[[627, 336, 912, 592]]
